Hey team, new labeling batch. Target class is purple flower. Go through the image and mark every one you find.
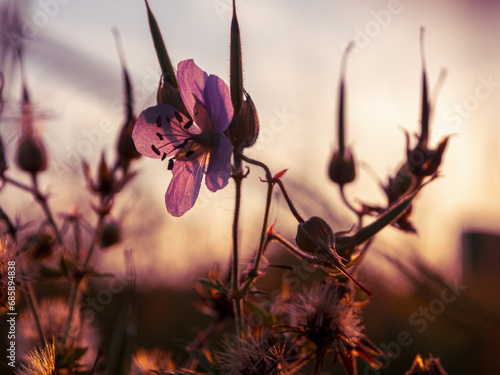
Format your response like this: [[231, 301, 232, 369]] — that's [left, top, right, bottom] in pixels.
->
[[133, 60, 234, 216]]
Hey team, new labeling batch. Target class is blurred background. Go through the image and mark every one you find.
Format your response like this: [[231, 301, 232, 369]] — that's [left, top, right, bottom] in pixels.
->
[[1, 0, 499, 373]]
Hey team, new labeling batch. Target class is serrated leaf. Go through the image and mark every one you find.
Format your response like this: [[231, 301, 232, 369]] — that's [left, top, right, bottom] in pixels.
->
[[198, 278, 227, 294]]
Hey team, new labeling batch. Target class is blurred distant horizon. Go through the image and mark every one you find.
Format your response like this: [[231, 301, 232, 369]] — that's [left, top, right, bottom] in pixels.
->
[[1, 0, 499, 287]]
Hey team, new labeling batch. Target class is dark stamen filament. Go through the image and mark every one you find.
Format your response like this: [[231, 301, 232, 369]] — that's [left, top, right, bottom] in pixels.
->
[[174, 139, 189, 149]]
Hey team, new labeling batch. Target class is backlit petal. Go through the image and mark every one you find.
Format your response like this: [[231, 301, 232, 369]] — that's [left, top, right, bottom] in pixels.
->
[[203, 74, 233, 134], [177, 59, 208, 120], [205, 135, 233, 192], [166, 154, 207, 216]]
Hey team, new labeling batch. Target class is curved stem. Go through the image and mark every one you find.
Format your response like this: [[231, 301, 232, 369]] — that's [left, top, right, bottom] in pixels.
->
[[267, 233, 316, 263], [339, 184, 363, 228], [274, 178, 304, 223]]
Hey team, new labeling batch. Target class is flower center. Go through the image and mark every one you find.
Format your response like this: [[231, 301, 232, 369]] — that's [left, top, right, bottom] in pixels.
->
[[151, 113, 215, 171]]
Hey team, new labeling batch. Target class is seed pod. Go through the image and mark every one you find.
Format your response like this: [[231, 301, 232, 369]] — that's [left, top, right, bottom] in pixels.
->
[[328, 148, 356, 186], [100, 219, 121, 248], [227, 92, 259, 149], [296, 216, 334, 254], [16, 86, 48, 176]]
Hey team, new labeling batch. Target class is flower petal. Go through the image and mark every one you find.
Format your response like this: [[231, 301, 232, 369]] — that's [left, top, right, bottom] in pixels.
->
[[133, 104, 199, 159], [166, 155, 207, 216], [203, 74, 233, 134], [205, 134, 233, 192], [177, 59, 208, 120]]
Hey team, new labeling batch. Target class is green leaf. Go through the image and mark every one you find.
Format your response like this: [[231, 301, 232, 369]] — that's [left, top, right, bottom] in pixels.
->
[[198, 278, 228, 294], [175, 341, 219, 375]]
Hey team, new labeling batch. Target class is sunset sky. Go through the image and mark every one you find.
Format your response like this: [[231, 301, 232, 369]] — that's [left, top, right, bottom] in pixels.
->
[[2, 0, 500, 285]]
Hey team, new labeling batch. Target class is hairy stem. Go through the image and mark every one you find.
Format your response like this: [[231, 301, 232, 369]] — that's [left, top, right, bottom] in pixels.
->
[[231, 168, 244, 336], [241, 177, 274, 294], [274, 178, 304, 223], [23, 276, 45, 344], [31, 174, 64, 245]]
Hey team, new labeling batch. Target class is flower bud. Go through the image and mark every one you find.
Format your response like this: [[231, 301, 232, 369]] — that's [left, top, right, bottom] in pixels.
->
[[100, 219, 121, 248], [328, 148, 356, 185], [227, 92, 259, 149], [83, 153, 115, 199], [117, 116, 141, 163], [16, 87, 48, 176], [24, 232, 56, 260], [296, 217, 373, 297], [295, 216, 334, 254], [16, 134, 48, 175], [156, 74, 187, 115], [97, 153, 114, 197]]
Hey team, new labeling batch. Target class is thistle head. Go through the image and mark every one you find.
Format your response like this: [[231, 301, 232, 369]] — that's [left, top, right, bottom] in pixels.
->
[[216, 331, 300, 375], [286, 279, 385, 374], [15, 340, 56, 375]]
